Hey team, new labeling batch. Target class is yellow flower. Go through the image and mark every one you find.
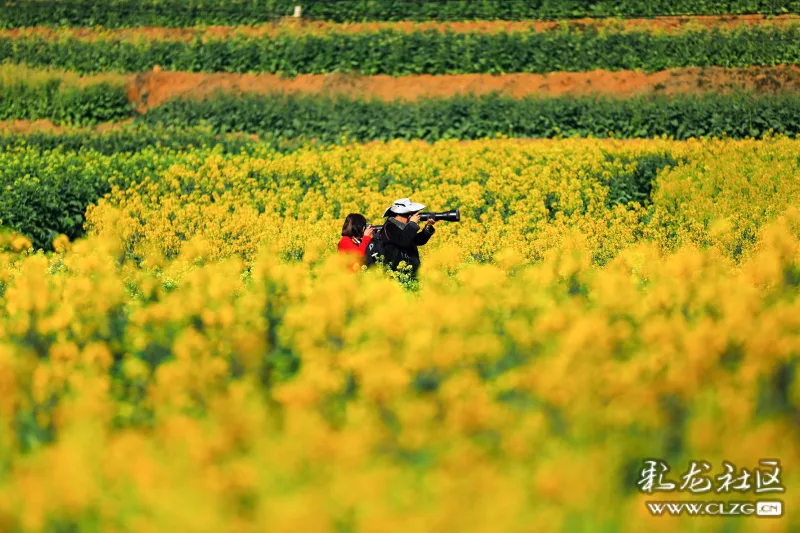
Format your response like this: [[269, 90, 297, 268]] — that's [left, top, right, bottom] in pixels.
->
[[0, 137, 798, 531], [52, 234, 71, 253], [11, 235, 32, 252]]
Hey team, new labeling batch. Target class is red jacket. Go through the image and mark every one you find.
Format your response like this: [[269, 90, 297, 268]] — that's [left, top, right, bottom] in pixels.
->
[[337, 235, 372, 271]]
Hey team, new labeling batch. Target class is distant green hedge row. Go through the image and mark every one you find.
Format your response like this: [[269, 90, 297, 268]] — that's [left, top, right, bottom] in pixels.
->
[[0, 77, 131, 125], [1, 0, 799, 26], [143, 91, 800, 141], [1, 83, 797, 142], [3, 25, 800, 75], [0, 124, 312, 155]]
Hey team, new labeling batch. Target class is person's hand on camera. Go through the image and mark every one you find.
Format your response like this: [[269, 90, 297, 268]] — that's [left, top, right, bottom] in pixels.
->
[[426, 218, 436, 228], [364, 225, 374, 238], [410, 213, 421, 225]]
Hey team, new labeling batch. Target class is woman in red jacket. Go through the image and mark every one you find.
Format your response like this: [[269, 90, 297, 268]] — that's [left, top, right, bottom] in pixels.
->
[[337, 213, 374, 271]]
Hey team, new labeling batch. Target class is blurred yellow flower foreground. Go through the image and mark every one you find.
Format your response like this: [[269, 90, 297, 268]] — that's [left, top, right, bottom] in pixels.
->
[[0, 138, 799, 533]]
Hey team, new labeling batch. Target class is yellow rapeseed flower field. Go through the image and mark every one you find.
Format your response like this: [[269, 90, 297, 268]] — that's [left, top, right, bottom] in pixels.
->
[[77, 137, 800, 266], [0, 138, 799, 532]]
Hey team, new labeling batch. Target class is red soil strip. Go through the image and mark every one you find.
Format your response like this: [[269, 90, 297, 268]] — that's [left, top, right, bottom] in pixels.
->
[[0, 119, 69, 134], [4, 14, 799, 42], [127, 66, 800, 111], [0, 119, 134, 134]]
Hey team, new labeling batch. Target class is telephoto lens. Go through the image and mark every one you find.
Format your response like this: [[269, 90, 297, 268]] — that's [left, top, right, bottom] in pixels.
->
[[372, 208, 460, 232], [418, 209, 460, 222]]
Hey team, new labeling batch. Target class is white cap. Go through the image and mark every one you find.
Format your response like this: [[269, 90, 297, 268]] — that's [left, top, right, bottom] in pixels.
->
[[383, 198, 425, 217]]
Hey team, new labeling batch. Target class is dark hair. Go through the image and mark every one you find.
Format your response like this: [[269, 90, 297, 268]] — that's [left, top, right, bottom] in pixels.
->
[[342, 213, 368, 238]]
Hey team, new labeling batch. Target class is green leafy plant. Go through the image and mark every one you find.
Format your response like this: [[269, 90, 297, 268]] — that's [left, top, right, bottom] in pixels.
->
[[3, 25, 800, 75], [603, 153, 687, 207], [1, 0, 798, 27], [0, 124, 302, 155], [0, 71, 131, 125], [141, 91, 800, 142], [0, 146, 174, 249]]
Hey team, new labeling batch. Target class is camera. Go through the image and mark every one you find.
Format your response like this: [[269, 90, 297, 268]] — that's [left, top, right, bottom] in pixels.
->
[[371, 209, 460, 232], [418, 209, 460, 223]]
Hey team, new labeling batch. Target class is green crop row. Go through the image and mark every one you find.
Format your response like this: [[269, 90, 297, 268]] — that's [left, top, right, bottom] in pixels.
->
[[0, 74, 131, 125], [142, 91, 800, 142], [1, 0, 799, 27], [0, 123, 315, 155], [1, 70, 797, 142], [1, 85, 798, 144], [2, 25, 800, 75]]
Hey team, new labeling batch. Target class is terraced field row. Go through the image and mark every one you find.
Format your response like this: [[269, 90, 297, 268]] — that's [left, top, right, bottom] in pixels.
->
[[3, 63, 798, 141], [4, 0, 800, 26], [1, 5, 798, 144], [9, 64, 795, 109], [4, 11, 798, 145], [126, 66, 800, 108], [5, 14, 800, 40], [3, 23, 800, 76]]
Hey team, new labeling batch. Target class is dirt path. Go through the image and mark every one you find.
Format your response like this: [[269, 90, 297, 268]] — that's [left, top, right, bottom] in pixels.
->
[[4, 14, 799, 42], [0, 119, 134, 134], [127, 66, 800, 110]]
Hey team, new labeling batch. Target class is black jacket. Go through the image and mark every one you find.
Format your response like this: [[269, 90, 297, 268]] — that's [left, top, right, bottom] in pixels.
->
[[377, 217, 435, 273]]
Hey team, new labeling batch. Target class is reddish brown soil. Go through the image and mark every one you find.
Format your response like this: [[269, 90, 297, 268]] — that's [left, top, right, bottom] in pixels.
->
[[127, 66, 800, 111], [3, 14, 799, 42], [0, 119, 134, 134], [0, 119, 68, 134]]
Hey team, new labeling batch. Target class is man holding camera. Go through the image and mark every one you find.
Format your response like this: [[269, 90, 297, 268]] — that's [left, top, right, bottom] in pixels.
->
[[366, 198, 436, 275]]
